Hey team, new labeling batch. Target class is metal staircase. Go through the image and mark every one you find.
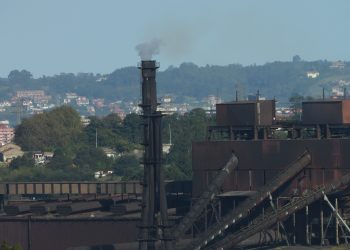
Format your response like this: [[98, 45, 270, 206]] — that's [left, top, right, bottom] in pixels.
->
[[206, 172, 350, 250], [182, 151, 311, 250]]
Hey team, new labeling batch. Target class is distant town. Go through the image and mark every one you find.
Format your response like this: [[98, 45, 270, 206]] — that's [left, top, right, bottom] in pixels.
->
[[1, 59, 350, 146], [0, 59, 350, 177]]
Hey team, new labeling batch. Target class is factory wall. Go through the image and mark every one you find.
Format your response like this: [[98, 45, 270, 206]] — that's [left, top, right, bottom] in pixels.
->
[[192, 139, 350, 197], [0, 218, 138, 250]]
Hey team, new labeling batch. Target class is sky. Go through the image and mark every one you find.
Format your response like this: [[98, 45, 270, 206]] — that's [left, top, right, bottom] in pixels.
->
[[0, 0, 349, 77]]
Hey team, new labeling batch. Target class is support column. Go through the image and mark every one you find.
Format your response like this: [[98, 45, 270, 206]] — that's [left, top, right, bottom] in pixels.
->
[[316, 125, 321, 139], [229, 127, 234, 140], [277, 198, 280, 242], [293, 212, 296, 245], [27, 215, 31, 250], [249, 170, 252, 190], [253, 126, 258, 140], [323, 192, 350, 245], [218, 200, 222, 220], [336, 198, 339, 245], [320, 201, 324, 246], [271, 195, 289, 245], [263, 127, 268, 139], [325, 124, 331, 139], [205, 206, 208, 232], [306, 205, 310, 245]]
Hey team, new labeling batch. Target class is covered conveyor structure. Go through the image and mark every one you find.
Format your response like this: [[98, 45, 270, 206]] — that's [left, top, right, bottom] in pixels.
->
[[181, 151, 311, 250], [172, 153, 238, 240], [206, 172, 350, 249]]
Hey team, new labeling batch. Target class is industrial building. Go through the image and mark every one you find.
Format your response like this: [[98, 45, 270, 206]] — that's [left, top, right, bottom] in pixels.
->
[[189, 98, 350, 249], [2, 62, 350, 250]]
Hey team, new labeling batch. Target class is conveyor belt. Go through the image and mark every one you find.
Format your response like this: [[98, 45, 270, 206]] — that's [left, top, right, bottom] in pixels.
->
[[173, 153, 238, 239], [183, 151, 311, 250], [206, 172, 350, 250]]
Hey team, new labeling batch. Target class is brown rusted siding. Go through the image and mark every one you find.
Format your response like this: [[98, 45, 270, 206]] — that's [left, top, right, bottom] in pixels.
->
[[343, 100, 350, 122], [0, 218, 138, 250], [216, 100, 275, 126], [0, 221, 28, 249], [192, 139, 350, 197], [302, 100, 350, 124]]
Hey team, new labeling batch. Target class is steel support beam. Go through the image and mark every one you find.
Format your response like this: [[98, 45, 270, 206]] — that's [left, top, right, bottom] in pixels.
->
[[323, 193, 350, 238]]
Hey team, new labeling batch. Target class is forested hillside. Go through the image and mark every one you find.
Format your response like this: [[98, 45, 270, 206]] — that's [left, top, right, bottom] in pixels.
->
[[1, 59, 349, 102]]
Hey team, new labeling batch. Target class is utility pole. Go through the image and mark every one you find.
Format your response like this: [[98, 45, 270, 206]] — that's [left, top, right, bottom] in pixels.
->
[[11, 98, 24, 125], [95, 128, 98, 148], [169, 124, 172, 145]]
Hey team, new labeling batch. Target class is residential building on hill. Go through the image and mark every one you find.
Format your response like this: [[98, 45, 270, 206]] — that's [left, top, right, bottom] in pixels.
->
[[76, 96, 89, 106], [0, 143, 24, 163], [16, 90, 45, 99], [330, 61, 346, 70], [0, 121, 15, 146], [306, 71, 320, 79], [13, 90, 51, 106], [33, 151, 54, 165]]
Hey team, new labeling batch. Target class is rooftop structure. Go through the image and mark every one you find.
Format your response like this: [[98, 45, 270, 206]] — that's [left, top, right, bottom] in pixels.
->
[[216, 100, 276, 126], [302, 99, 350, 124]]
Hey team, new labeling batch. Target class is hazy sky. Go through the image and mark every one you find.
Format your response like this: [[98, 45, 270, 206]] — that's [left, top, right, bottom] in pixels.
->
[[0, 0, 349, 77]]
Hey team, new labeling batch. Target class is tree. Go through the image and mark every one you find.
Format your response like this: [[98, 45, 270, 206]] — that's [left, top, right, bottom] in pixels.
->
[[289, 93, 314, 121], [113, 155, 142, 180], [165, 108, 211, 179], [292, 55, 301, 63], [0, 241, 21, 250], [122, 113, 142, 144], [289, 93, 314, 110], [103, 113, 122, 130], [74, 146, 113, 171], [9, 153, 35, 169], [14, 106, 83, 151], [8, 70, 32, 84], [83, 114, 140, 153], [47, 148, 72, 170], [164, 165, 188, 180]]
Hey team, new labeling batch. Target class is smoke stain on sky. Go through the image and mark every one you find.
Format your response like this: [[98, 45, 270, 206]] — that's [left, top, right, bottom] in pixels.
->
[[136, 16, 213, 64]]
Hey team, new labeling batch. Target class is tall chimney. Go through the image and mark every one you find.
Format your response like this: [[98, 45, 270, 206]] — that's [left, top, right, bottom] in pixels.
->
[[140, 60, 158, 112], [138, 61, 172, 250]]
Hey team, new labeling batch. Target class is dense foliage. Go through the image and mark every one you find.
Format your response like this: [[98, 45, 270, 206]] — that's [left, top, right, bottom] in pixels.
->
[[0, 241, 21, 250], [1, 106, 138, 181], [163, 108, 213, 179], [15, 106, 82, 151], [2, 106, 211, 181]]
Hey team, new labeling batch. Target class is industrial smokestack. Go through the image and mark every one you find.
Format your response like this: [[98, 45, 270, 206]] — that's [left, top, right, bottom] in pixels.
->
[[138, 60, 172, 250], [139, 60, 159, 112]]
